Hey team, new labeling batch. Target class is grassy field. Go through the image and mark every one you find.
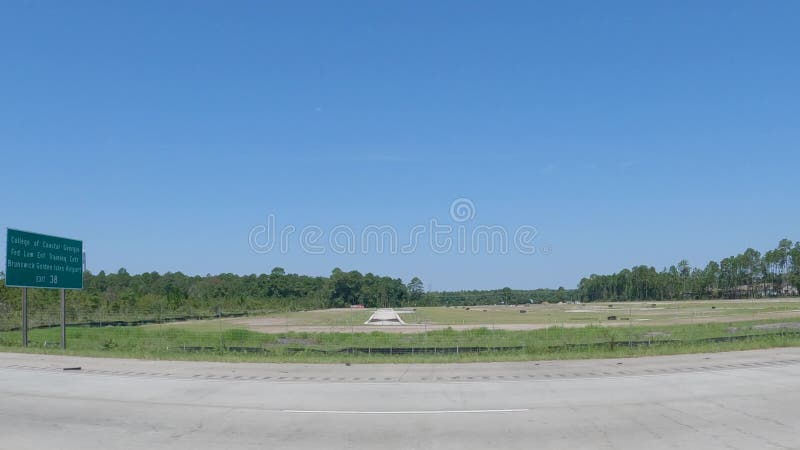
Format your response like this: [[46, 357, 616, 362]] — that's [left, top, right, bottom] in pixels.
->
[[3, 299, 800, 363], [2, 313, 800, 363], [409, 300, 800, 325], [178, 299, 800, 334]]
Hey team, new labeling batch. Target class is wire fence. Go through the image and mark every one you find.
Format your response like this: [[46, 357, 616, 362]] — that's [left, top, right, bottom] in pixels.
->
[[2, 304, 799, 359]]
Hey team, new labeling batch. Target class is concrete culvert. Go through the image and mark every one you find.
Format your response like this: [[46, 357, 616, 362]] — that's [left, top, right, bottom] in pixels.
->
[[364, 309, 405, 326]]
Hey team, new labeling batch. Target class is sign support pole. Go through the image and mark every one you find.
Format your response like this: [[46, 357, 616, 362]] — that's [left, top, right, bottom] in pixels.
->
[[22, 288, 28, 347], [60, 288, 66, 349]]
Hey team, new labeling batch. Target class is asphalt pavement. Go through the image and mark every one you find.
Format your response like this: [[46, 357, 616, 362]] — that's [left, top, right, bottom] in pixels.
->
[[2, 348, 799, 449]]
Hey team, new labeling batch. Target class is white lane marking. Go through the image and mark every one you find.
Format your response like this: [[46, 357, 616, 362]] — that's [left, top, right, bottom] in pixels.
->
[[282, 409, 528, 415]]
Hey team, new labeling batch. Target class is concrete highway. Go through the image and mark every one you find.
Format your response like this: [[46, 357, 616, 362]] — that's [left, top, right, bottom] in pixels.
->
[[2, 349, 800, 449]]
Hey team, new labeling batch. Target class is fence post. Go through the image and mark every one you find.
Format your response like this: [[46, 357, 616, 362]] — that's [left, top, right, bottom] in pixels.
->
[[218, 306, 224, 353]]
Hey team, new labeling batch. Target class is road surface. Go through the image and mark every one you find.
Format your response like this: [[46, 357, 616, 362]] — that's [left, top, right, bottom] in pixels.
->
[[2, 349, 800, 449]]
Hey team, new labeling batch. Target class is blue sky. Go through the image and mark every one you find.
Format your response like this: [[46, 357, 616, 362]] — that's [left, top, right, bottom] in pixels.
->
[[1, 1, 798, 290]]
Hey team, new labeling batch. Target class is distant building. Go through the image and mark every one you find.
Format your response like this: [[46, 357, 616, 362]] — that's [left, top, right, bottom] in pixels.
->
[[780, 283, 799, 296]]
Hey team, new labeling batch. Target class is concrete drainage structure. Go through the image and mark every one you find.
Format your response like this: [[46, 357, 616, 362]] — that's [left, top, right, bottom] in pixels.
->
[[364, 308, 406, 325]]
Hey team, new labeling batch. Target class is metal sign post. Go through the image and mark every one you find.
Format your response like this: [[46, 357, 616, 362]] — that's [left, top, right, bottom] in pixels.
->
[[60, 288, 66, 349], [22, 288, 28, 347]]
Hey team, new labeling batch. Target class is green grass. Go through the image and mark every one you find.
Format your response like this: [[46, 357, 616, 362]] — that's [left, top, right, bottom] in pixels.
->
[[2, 317, 800, 363], [275, 309, 373, 326]]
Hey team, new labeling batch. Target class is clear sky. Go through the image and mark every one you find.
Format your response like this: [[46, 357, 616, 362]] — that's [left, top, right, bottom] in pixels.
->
[[1, 1, 798, 290]]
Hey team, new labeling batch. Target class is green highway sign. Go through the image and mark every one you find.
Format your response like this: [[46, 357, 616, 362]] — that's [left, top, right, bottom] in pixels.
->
[[5, 229, 83, 289]]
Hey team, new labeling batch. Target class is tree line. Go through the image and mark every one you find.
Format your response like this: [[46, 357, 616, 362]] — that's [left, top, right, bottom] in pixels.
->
[[578, 239, 800, 302], [0, 267, 426, 319], [424, 287, 573, 306]]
